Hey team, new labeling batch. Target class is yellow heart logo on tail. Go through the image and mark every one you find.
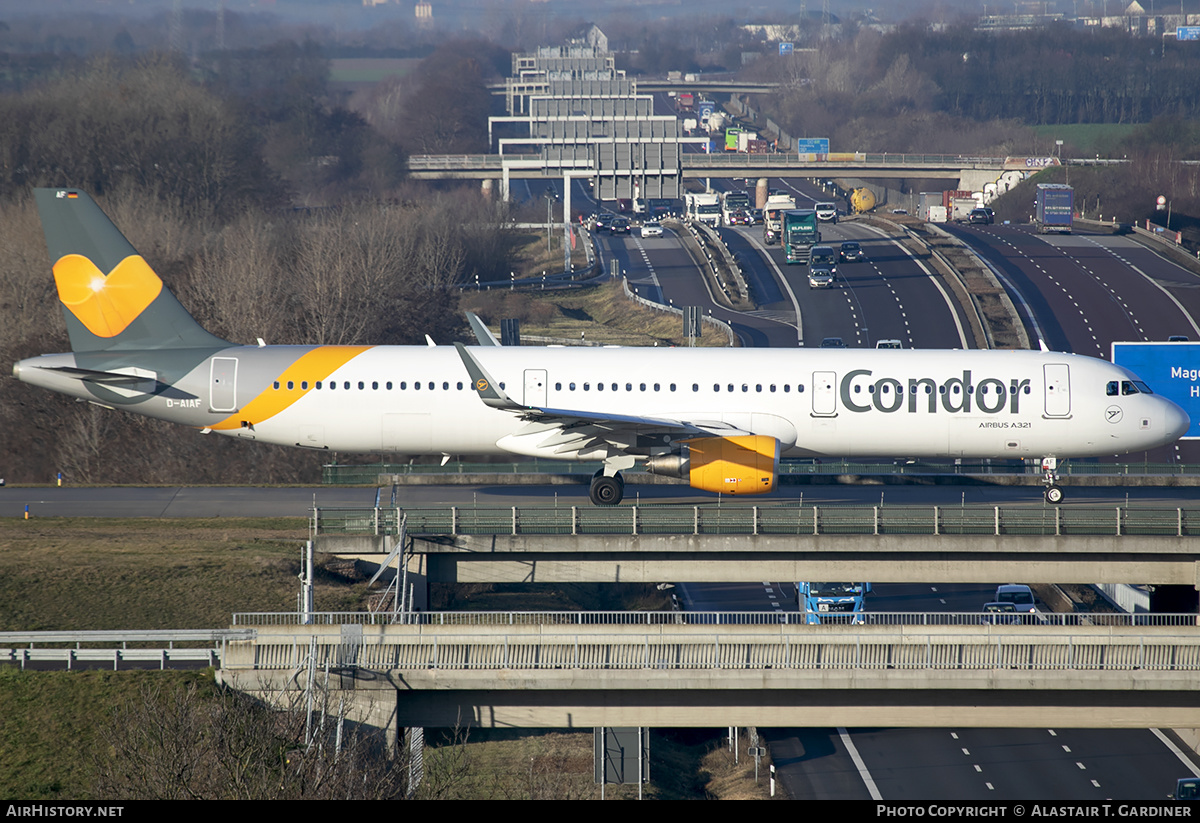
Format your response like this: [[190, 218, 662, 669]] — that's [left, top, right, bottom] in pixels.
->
[[52, 254, 163, 338]]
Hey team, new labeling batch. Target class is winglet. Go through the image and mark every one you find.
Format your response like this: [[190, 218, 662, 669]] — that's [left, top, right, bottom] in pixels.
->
[[453, 342, 521, 409], [465, 312, 502, 346]]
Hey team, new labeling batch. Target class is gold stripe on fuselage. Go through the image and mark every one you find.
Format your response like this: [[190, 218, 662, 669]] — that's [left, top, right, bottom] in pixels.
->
[[209, 345, 373, 430]]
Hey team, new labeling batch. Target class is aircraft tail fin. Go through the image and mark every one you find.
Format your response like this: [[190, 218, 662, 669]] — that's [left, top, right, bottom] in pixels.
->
[[34, 188, 228, 353]]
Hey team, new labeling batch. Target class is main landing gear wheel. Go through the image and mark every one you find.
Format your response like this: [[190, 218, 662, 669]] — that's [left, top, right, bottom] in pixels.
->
[[1044, 485, 1064, 504], [589, 472, 624, 506]]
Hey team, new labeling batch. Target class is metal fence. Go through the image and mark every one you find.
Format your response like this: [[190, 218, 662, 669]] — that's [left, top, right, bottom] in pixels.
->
[[0, 629, 251, 670], [232, 610, 1200, 628], [682, 153, 1007, 168], [312, 504, 1200, 538], [322, 459, 1200, 485]]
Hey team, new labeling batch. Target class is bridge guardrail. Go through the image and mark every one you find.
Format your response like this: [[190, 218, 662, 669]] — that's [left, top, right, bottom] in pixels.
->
[[322, 459, 1200, 484], [407, 153, 1013, 173], [312, 504, 1200, 538], [231, 611, 1200, 628], [230, 631, 1200, 672], [0, 629, 252, 670]]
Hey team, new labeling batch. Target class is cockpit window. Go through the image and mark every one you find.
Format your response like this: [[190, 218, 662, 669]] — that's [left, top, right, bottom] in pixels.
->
[[1121, 381, 1152, 395], [1133, 380, 1153, 394], [1106, 381, 1118, 396]]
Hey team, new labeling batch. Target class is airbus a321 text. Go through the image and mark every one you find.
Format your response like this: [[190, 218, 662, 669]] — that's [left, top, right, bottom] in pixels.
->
[[13, 189, 1190, 505]]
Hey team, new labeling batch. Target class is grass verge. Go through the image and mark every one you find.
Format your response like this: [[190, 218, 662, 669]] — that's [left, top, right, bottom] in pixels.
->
[[460, 279, 727, 347]]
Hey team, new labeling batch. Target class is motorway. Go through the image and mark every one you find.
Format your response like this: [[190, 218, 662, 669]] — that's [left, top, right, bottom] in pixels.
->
[[683, 578, 1200, 800], [565, 166, 1200, 799]]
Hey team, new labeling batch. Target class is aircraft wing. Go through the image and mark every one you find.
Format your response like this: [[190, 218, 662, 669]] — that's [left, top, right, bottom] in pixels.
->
[[453, 343, 749, 458]]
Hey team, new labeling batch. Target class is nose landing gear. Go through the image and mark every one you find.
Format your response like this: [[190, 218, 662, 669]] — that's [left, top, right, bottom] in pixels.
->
[[1041, 457, 1063, 504]]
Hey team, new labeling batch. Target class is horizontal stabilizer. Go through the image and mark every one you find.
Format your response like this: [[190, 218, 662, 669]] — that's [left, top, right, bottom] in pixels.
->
[[46, 366, 158, 385]]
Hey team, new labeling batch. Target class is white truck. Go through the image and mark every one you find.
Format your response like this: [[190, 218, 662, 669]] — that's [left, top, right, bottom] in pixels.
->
[[721, 190, 751, 225], [762, 193, 797, 244], [950, 196, 978, 222], [685, 192, 722, 228]]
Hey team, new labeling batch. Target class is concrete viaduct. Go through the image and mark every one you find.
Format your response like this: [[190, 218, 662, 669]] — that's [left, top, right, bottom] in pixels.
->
[[217, 620, 1200, 731]]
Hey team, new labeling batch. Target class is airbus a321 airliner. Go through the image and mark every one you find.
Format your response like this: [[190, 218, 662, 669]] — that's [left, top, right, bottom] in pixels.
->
[[13, 188, 1190, 505]]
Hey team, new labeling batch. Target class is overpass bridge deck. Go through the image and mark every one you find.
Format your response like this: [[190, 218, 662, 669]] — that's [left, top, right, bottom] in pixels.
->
[[405, 152, 1008, 180], [312, 504, 1200, 586], [225, 619, 1200, 680]]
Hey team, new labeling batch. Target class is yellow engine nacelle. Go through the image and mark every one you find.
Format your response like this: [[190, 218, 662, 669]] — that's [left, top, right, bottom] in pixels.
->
[[850, 188, 877, 214], [646, 435, 780, 495]]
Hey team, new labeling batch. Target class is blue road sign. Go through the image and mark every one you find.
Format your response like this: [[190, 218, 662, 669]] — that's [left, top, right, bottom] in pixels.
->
[[1112, 341, 1200, 439], [796, 138, 830, 154], [779, 42, 794, 55], [1177, 26, 1200, 40]]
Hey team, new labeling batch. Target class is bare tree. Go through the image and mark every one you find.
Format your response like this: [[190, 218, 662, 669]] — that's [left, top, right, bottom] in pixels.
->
[[93, 678, 470, 800]]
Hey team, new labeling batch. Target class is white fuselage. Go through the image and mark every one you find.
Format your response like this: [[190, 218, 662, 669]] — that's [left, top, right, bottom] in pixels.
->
[[18, 345, 1184, 461]]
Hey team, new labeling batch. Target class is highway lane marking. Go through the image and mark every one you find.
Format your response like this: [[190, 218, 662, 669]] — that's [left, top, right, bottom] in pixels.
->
[[730, 226, 803, 344], [857, 222, 967, 348], [971, 239, 1050, 349], [838, 727, 882, 800], [1084, 236, 1200, 340], [1151, 728, 1200, 777], [626, 236, 669, 304]]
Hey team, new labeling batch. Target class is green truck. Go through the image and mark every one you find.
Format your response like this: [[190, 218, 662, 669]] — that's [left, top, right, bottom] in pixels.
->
[[782, 209, 820, 264]]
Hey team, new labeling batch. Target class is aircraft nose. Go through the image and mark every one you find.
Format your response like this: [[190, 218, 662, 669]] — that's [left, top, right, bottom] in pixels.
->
[[1163, 398, 1191, 441]]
